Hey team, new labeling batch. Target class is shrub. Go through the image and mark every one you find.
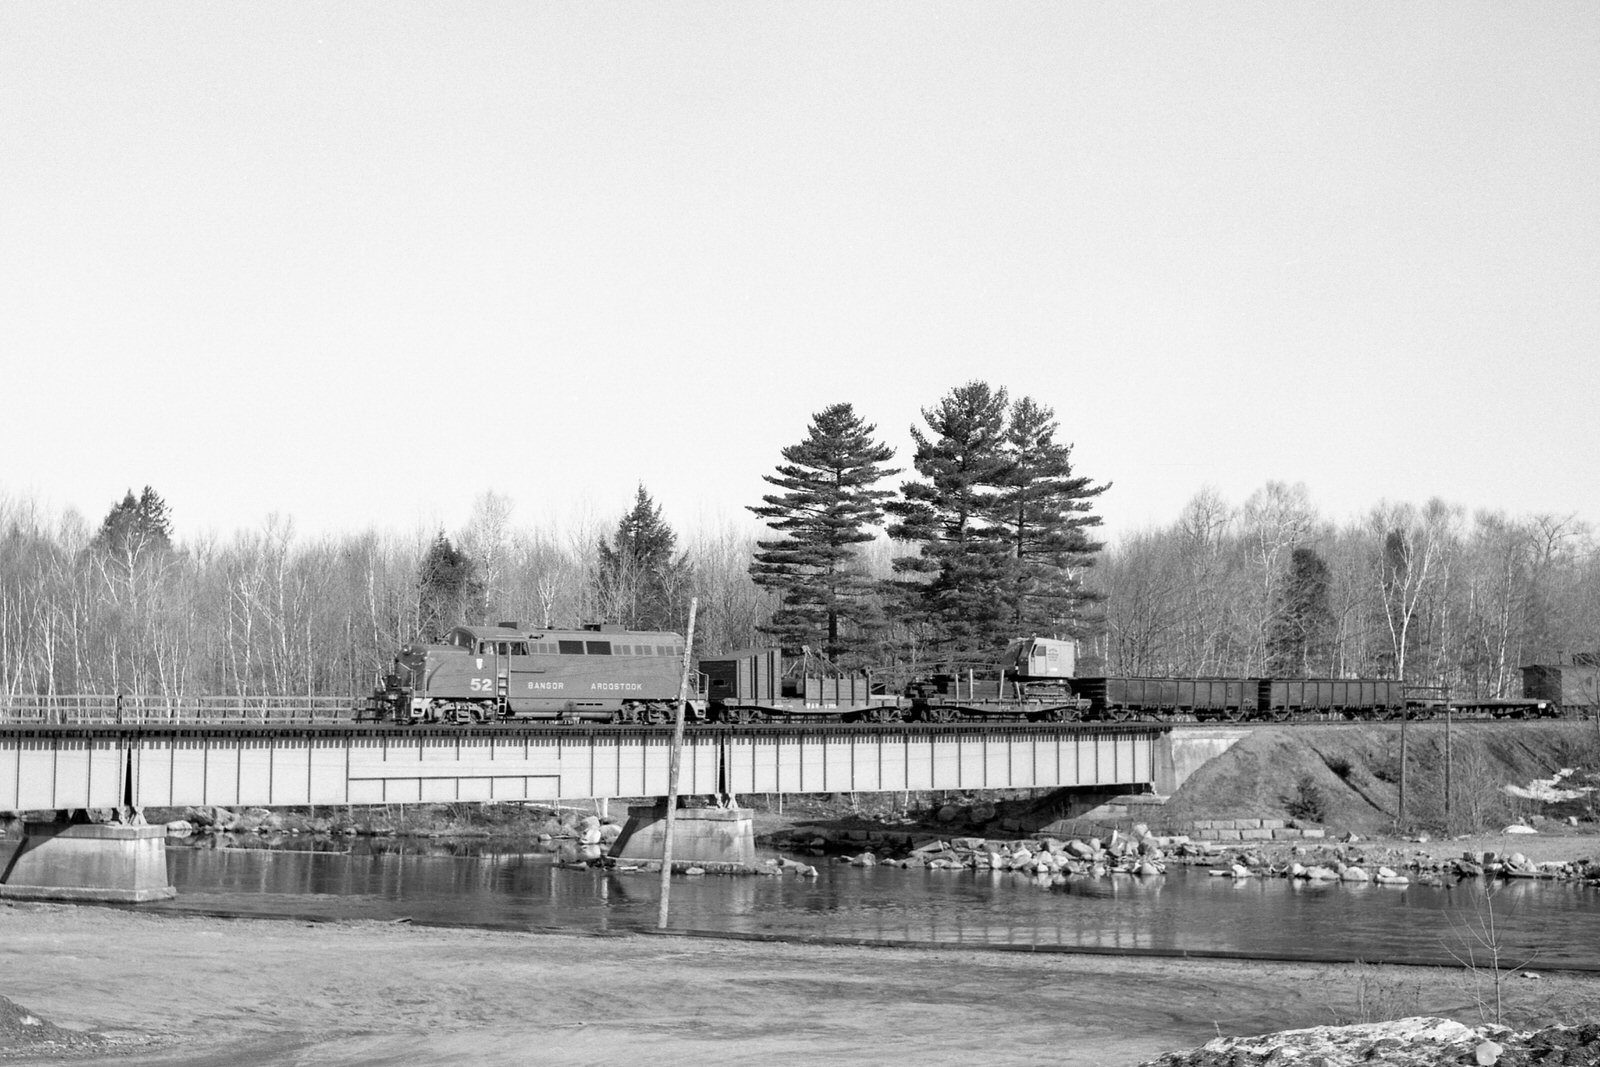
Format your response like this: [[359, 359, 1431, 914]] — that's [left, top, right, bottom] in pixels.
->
[[1330, 961, 1423, 1025], [1283, 775, 1327, 823]]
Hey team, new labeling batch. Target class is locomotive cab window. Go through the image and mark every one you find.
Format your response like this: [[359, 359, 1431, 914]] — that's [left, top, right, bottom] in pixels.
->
[[558, 640, 585, 655]]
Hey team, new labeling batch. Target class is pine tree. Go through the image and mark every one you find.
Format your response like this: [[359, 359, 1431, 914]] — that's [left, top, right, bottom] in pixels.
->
[[887, 384, 1110, 659], [417, 531, 486, 640], [748, 403, 899, 662], [595, 485, 690, 631], [95, 486, 173, 559], [1267, 546, 1335, 675], [992, 397, 1108, 635], [885, 381, 1014, 658]]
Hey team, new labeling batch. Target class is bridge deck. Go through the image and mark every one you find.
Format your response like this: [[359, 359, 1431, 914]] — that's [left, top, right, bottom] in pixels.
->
[[0, 724, 1163, 812]]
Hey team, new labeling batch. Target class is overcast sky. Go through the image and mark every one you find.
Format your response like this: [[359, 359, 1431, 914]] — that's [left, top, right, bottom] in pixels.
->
[[3, 3, 1596, 545]]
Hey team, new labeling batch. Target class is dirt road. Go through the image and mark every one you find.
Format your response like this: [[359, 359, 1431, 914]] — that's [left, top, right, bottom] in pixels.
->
[[4, 903, 1599, 1066]]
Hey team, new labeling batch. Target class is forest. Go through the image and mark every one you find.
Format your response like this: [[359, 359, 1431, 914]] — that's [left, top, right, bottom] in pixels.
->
[[1, 383, 1595, 702]]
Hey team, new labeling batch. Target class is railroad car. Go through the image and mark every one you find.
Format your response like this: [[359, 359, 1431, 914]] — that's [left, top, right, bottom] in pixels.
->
[[1074, 676, 1261, 722], [1259, 678, 1406, 720], [367, 623, 697, 725], [1521, 662, 1600, 716], [902, 637, 1086, 722], [699, 647, 903, 723]]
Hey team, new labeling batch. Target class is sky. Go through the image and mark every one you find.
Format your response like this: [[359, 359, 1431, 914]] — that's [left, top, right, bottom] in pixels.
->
[[2, 3, 1597, 546]]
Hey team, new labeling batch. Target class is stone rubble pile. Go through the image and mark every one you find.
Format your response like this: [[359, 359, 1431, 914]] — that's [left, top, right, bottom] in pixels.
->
[[767, 822, 1600, 889], [767, 822, 1181, 883], [0, 995, 106, 1058], [1141, 1016, 1600, 1067]]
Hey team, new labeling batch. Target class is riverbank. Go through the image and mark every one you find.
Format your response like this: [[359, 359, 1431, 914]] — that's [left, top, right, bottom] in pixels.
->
[[3, 902, 1599, 1066]]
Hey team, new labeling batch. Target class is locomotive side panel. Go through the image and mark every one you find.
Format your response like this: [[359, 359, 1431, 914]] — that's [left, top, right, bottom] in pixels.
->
[[500, 633, 683, 718]]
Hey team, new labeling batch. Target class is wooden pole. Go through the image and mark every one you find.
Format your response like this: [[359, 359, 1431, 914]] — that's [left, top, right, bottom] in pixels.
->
[[1444, 700, 1453, 831], [657, 597, 699, 931], [1397, 702, 1408, 829]]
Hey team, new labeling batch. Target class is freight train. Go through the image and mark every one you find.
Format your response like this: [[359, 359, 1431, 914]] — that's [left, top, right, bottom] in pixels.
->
[[365, 624, 1581, 727]]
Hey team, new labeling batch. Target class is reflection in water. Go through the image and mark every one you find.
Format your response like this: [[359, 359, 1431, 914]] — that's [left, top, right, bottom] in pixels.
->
[[155, 840, 1600, 969]]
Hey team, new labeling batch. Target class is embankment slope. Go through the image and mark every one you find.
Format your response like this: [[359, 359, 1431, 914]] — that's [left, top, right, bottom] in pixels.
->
[[1157, 721, 1600, 837]]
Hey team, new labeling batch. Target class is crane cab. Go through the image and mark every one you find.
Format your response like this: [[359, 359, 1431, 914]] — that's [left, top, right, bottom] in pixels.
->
[[1004, 637, 1077, 683]]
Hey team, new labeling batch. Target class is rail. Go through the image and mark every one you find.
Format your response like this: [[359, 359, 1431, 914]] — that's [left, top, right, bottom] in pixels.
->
[[0, 694, 355, 725]]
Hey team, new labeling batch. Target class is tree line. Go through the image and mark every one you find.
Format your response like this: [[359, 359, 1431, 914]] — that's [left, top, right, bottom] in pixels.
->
[[1, 381, 1595, 699], [1094, 485, 1600, 698]]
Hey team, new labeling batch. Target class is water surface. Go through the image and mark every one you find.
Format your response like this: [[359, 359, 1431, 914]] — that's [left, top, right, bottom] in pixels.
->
[[151, 838, 1600, 970]]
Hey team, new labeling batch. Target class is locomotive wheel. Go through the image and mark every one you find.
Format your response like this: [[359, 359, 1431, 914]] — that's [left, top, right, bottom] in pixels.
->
[[927, 705, 958, 724], [732, 706, 757, 725]]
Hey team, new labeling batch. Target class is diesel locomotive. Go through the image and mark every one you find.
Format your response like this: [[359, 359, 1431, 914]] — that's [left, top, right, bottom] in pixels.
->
[[365, 623, 698, 725]]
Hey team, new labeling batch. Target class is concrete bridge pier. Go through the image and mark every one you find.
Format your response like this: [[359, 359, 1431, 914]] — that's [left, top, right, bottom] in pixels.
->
[[608, 803, 756, 871], [0, 818, 176, 903], [1152, 727, 1251, 795]]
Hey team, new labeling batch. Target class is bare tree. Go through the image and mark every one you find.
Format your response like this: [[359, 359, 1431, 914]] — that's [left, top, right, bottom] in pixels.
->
[[1369, 498, 1461, 681]]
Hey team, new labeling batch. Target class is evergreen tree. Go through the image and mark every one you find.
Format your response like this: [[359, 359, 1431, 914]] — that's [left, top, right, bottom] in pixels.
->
[[595, 485, 690, 631], [95, 486, 173, 560], [417, 531, 486, 640], [887, 383, 1110, 658], [1267, 546, 1335, 675], [885, 381, 1014, 657], [748, 403, 899, 662], [992, 397, 1109, 635]]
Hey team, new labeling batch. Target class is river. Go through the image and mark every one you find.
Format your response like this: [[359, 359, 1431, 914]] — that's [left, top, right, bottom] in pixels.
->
[[147, 836, 1600, 971]]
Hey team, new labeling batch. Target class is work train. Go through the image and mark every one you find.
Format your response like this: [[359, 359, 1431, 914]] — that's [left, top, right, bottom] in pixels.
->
[[365, 623, 1591, 727]]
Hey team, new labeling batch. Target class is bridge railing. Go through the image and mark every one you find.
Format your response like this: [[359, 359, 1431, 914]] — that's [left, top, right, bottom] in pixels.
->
[[0, 694, 355, 725]]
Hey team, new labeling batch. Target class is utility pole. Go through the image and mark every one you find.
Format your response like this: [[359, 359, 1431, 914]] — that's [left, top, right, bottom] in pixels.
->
[[1397, 699, 1408, 829], [657, 598, 699, 931]]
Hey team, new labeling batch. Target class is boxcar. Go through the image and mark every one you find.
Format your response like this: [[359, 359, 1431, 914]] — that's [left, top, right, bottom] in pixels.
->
[[1521, 664, 1600, 714]]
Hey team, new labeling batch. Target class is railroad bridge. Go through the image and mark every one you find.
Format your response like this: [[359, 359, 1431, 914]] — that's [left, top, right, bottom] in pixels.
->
[[1, 721, 1164, 811], [1, 717, 1176, 901]]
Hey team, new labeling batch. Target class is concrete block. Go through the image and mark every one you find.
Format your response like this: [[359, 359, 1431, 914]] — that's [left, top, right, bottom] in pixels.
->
[[609, 807, 757, 868], [1239, 828, 1274, 840], [0, 821, 175, 903], [1271, 828, 1304, 839], [1299, 828, 1326, 839], [1260, 819, 1286, 830]]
